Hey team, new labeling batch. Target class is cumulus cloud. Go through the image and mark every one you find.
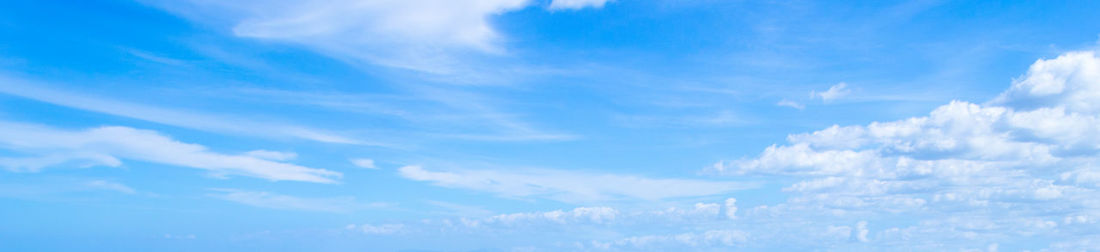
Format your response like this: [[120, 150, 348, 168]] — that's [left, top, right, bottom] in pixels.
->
[[211, 189, 385, 212], [398, 165, 753, 202], [991, 51, 1100, 113], [704, 50, 1100, 249], [0, 121, 341, 183], [723, 198, 737, 219]]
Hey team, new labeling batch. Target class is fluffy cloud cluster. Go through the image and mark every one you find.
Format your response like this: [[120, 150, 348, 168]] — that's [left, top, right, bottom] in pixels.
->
[[708, 51, 1100, 250]]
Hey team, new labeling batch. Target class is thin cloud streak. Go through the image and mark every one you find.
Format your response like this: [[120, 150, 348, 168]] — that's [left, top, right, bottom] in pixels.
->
[[0, 76, 381, 146]]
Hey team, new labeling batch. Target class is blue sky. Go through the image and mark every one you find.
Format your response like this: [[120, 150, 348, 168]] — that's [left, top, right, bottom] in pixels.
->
[[3, 0, 1100, 251]]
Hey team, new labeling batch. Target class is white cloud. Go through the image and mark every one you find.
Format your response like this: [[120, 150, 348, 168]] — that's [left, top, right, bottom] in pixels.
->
[[549, 0, 612, 10], [245, 150, 298, 161], [211, 189, 384, 212], [0, 121, 341, 183], [811, 82, 850, 102], [0, 179, 142, 199], [702, 50, 1100, 249], [398, 165, 753, 202], [776, 99, 805, 109], [0, 77, 367, 145], [349, 198, 739, 234], [145, 0, 532, 75], [350, 158, 378, 169], [991, 51, 1100, 113], [482, 206, 619, 225], [346, 223, 405, 235], [589, 229, 748, 249], [84, 180, 137, 194], [723, 198, 737, 219], [855, 221, 869, 242]]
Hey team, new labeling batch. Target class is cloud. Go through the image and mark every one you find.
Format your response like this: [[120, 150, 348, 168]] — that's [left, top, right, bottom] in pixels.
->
[[703, 50, 1100, 249], [350, 198, 738, 230], [245, 150, 298, 161], [398, 165, 753, 202], [776, 99, 805, 109], [84, 180, 137, 194], [990, 51, 1100, 113], [0, 77, 367, 145], [344, 198, 745, 249], [588, 229, 748, 249], [211, 189, 385, 212], [548, 0, 612, 10], [723, 198, 737, 219], [0, 121, 341, 183], [231, 86, 577, 142], [346, 223, 405, 235], [145, 0, 532, 75], [810, 82, 850, 102], [478, 206, 620, 226], [350, 158, 377, 169], [0, 179, 141, 199]]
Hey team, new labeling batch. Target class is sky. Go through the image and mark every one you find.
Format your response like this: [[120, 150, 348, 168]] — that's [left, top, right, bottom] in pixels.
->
[[2, 0, 1100, 251]]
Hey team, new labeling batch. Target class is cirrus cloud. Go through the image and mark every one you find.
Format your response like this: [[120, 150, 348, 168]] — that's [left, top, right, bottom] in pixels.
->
[[0, 121, 341, 183]]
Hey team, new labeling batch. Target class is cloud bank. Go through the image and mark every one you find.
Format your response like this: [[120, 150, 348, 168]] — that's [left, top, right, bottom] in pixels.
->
[[706, 50, 1100, 250], [398, 165, 753, 203]]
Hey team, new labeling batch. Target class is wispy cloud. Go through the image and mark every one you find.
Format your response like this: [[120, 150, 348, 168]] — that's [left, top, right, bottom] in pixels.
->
[[84, 180, 137, 194], [221, 86, 577, 142], [0, 178, 142, 199], [398, 165, 754, 203], [144, 0, 531, 76], [810, 82, 850, 102], [0, 121, 341, 183], [350, 158, 377, 169], [0, 76, 372, 145], [548, 0, 612, 10], [344, 198, 744, 249], [210, 189, 386, 213], [776, 99, 805, 109], [245, 150, 298, 161]]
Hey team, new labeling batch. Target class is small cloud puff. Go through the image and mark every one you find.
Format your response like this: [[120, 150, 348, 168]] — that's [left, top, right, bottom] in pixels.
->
[[811, 82, 850, 102], [777, 99, 805, 109], [350, 158, 378, 169]]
